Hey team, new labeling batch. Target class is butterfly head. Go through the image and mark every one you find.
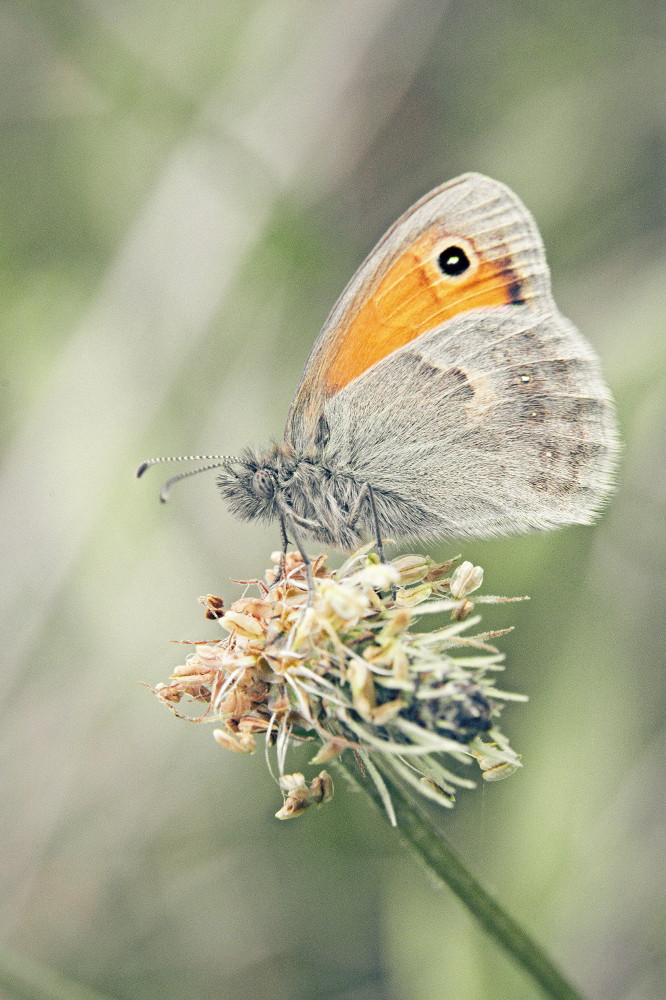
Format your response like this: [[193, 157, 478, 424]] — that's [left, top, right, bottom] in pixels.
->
[[218, 443, 373, 549], [217, 444, 301, 526]]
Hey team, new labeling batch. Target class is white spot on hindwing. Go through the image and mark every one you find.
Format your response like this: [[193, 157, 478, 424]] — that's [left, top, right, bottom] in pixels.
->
[[463, 370, 497, 425]]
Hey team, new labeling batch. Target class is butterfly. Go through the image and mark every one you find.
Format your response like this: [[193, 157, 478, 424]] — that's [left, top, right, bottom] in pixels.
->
[[139, 173, 618, 592]]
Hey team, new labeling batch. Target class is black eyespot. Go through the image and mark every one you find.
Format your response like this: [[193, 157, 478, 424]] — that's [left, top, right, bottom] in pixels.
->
[[438, 245, 471, 277]]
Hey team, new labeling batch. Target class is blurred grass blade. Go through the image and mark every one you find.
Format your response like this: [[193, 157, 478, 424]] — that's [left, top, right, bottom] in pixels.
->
[[0, 945, 117, 1000]]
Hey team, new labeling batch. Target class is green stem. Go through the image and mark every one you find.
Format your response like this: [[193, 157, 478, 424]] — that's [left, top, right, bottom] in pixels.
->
[[0, 945, 117, 1000], [339, 758, 590, 1000]]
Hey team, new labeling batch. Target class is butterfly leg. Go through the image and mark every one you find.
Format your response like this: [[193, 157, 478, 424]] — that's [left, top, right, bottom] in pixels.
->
[[277, 498, 316, 605], [348, 482, 385, 563], [272, 513, 289, 586]]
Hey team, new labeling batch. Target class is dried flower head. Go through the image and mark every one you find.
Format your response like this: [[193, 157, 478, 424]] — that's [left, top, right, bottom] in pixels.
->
[[151, 546, 526, 823]]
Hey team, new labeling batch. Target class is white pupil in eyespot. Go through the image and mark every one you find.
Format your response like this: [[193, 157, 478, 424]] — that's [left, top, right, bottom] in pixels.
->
[[438, 245, 471, 276]]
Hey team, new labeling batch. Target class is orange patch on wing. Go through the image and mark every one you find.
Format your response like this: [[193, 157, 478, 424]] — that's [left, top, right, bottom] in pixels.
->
[[323, 233, 522, 394]]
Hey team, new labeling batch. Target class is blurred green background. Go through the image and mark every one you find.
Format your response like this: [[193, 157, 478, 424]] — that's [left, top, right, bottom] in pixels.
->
[[1, 2, 664, 999]]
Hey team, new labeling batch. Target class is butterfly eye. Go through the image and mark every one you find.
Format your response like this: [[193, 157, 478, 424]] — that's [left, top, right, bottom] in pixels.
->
[[437, 245, 471, 277], [252, 468, 275, 499]]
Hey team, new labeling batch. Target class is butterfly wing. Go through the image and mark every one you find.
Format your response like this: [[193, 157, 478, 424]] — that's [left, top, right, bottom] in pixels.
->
[[285, 173, 551, 452], [322, 306, 617, 538], [284, 173, 618, 539]]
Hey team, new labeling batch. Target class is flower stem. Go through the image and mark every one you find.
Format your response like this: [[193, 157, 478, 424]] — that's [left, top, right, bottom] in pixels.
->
[[339, 758, 590, 1000]]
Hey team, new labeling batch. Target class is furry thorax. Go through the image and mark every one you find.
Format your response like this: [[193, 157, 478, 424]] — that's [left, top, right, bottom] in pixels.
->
[[217, 444, 409, 551]]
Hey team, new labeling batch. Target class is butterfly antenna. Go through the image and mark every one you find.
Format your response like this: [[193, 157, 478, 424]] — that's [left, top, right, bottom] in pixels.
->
[[136, 454, 240, 478], [136, 454, 241, 503]]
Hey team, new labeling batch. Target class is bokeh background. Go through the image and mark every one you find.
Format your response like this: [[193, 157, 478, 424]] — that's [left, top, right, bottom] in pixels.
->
[[1, 2, 664, 999]]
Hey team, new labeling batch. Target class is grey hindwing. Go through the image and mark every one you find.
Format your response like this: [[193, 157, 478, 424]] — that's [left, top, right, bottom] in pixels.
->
[[320, 306, 619, 541]]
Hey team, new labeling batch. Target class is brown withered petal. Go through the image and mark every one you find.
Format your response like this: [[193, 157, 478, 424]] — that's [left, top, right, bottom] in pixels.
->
[[451, 598, 476, 621], [199, 594, 225, 619], [213, 728, 255, 754]]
